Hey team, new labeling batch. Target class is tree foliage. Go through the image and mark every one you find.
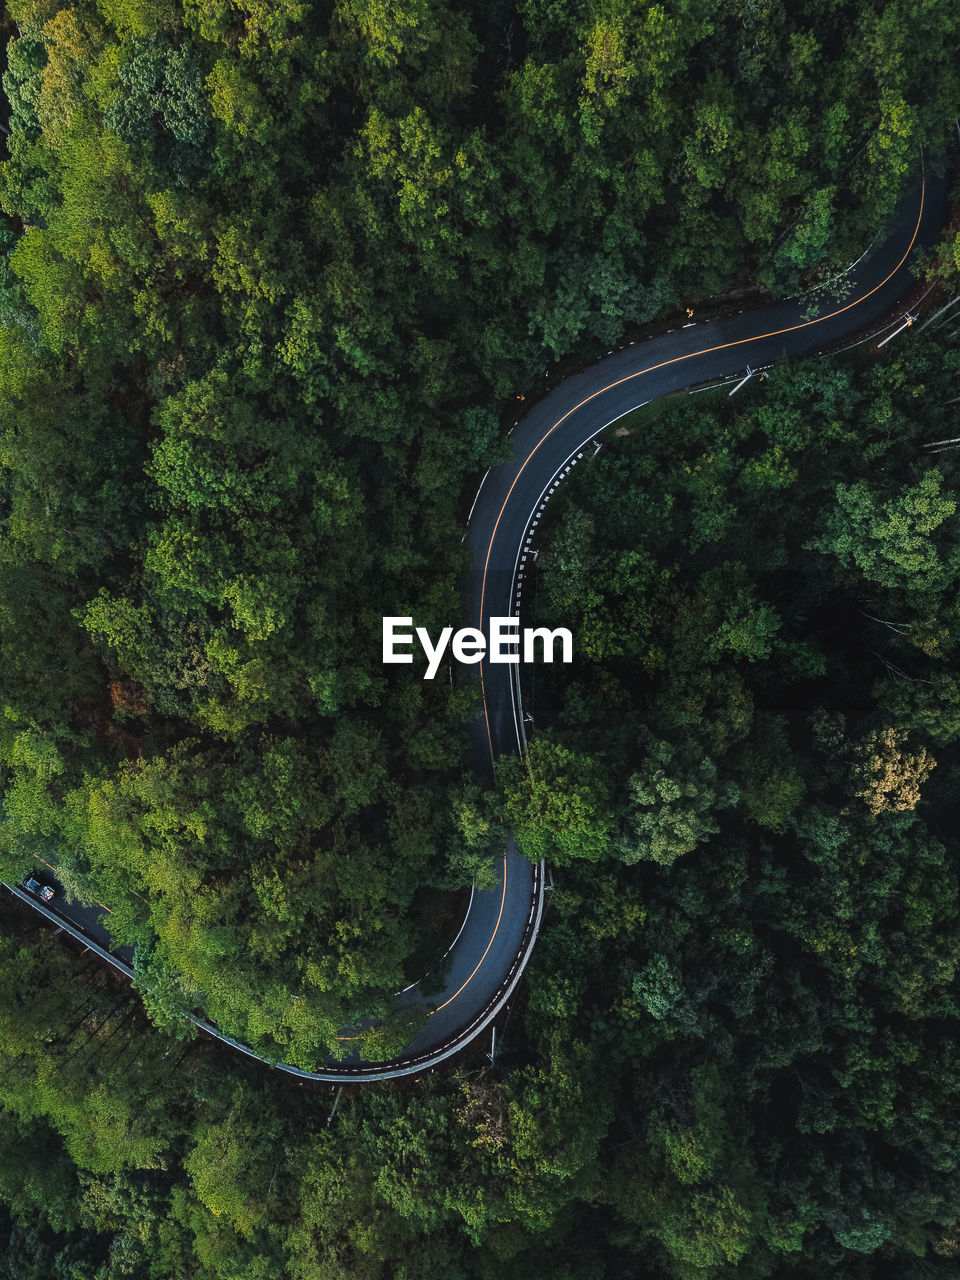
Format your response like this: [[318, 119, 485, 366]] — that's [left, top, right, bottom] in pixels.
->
[[0, 1, 959, 1276]]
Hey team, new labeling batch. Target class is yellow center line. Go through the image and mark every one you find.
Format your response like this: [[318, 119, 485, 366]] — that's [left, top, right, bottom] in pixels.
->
[[431, 856, 508, 1012], [34, 181, 929, 1055], [479, 179, 926, 650], [454, 175, 926, 1021], [335, 856, 509, 1038]]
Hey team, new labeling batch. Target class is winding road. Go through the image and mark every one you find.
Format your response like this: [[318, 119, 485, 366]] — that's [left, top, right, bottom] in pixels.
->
[[5, 162, 946, 1082]]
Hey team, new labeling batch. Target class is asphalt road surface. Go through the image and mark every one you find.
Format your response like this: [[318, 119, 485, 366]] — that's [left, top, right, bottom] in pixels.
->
[[6, 160, 946, 1082]]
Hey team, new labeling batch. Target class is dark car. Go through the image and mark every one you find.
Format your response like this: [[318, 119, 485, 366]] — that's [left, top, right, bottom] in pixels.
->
[[24, 876, 56, 903]]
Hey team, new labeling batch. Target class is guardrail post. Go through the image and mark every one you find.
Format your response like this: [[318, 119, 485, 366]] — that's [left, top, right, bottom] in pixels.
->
[[729, 367, 754, 396], [486, 1027, 497, 1065]]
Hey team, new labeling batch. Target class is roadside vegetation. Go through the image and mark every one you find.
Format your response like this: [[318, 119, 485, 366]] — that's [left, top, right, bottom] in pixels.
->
[[1, 0, 960, 1276], [4, 334, 960, 1280]]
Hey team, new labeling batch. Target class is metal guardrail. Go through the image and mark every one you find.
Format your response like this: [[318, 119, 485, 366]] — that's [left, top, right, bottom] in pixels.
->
[[5, 154, 936, 1081], [4, 866, 545, 1083], [4, 883, 134, 976]]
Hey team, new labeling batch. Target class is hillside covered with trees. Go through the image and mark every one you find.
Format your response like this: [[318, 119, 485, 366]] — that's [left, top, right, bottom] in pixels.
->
[[3, 333, 960, 1278], [1, 0, 960, 1275], [0, 0, 957, 1062]]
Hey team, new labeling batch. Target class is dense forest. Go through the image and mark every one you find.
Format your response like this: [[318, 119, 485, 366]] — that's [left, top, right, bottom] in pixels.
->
[[0, 0, 958, 1064], [1, 0, 960, 1275], [3, 335, 960, 1279]]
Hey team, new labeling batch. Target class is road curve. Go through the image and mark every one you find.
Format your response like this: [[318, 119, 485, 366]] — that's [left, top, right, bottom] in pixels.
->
[[4, 161, 946, 1081]]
